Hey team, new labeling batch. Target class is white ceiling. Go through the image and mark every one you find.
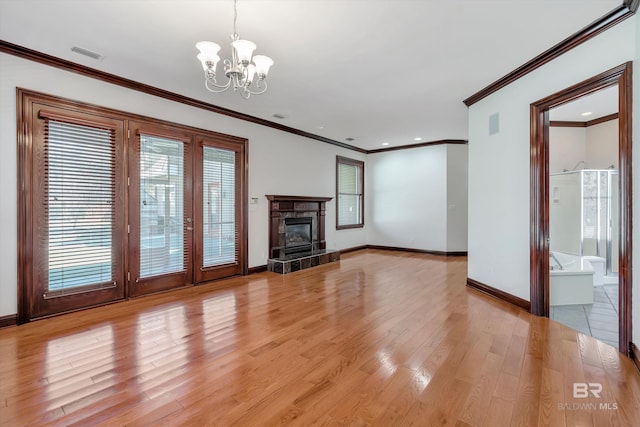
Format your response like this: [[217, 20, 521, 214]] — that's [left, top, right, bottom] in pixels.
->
[[550, 85, 618, 121], [0, 0, 621, 150]]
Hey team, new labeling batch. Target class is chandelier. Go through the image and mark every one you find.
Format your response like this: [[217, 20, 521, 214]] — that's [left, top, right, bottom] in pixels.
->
[[195, 0, 274, 99]]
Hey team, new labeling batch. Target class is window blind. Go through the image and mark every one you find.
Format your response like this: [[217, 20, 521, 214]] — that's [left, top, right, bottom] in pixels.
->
[[139, 135, 186, 278], [202, 147, 237, 267], [45, 119, 116, 292]]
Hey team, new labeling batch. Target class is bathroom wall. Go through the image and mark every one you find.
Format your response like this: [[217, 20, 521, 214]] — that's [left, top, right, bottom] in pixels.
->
[[549, 126, 587, 173], [586, 119, 618, 169]]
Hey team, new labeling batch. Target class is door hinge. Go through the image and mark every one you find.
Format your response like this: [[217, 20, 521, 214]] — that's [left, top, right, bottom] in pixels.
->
[[127, 129, 130, 139], [128, 224, 130, 234], [127, 177, 130, 186], [127, 271, 130, 281]]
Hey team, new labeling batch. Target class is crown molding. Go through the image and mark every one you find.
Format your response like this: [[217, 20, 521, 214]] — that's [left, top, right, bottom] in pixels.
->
[[367, 139, 468, 154], [549, 112, 619, 128]]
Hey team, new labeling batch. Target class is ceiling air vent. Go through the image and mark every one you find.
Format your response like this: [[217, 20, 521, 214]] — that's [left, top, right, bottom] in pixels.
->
[[71, 46, 105, 61], [272, 113, 287, 119]]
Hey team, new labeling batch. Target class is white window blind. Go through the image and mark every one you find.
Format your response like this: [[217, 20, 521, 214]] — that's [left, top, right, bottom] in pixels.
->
[[203, 147, 236, 267], [337, 158, 363, 227], [45, 119, 116, 292], [139, 135, 185, 278]]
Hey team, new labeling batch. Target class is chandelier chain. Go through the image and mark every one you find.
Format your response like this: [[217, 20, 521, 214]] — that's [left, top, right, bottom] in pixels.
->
[[233, 0, 238, 37]]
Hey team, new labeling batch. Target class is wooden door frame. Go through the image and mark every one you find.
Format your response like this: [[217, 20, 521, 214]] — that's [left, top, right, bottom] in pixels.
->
[[530, 62, 632, 355]]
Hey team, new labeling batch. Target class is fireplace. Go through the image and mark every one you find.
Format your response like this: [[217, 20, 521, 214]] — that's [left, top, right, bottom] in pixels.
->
[[285, 217, 313, 254], [266, 195, 340, 274]]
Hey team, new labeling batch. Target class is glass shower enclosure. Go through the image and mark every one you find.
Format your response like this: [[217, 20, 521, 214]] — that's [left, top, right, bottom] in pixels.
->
[[549, 169, 618, 275]]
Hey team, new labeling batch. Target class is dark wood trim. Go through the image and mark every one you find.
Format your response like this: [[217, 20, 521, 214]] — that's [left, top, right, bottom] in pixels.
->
[[587, 112, 619, 126], [630, 343, 640, 373], [463, 3, 636, 107], [367, 245, 467, 257], [549, 120, 587, 128], [530, 62, 632, 354], [466, 278, 531, 312], [0, 40, 366, 154], [339, 245, 368, 255], [248, 265, 268, 274], [367, 139, 468, 154], [265, 195, 333, 203], [0, 314, 18, 328], [550, 113, 619, 128]]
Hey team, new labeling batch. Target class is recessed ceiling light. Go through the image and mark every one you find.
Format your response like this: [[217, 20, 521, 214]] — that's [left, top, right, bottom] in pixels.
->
[[414, 137, 422, 141], [272, 113, 287, 119], [580, 111, 593, 116], [381, 142, 390, 146], [317, 125, 324, 130]]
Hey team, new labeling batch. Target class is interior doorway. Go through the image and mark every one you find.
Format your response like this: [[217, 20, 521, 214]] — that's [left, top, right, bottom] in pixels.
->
[[530, 62, 632, 355], [547, 85, 620, 349]]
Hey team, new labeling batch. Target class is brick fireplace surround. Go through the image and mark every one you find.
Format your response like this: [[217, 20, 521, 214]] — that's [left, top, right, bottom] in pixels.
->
[[265, 195, 340, 274]]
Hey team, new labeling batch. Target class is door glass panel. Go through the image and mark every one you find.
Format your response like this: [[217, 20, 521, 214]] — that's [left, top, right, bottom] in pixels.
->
[[139, 135, 185, 278], [203, 147, 236, 267], [47, 120, 115, 291]]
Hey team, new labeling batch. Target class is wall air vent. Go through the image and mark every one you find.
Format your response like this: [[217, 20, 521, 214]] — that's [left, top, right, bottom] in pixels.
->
[[71, 46, 105, 61], [489, 112, 499, 135]]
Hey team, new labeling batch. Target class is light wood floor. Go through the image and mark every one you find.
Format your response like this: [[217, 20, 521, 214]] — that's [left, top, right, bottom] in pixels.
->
[[1, 249, 639, 426]]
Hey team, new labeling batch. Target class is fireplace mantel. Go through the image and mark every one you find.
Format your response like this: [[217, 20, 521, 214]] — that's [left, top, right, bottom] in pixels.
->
[[266, 195, 333, 203], [265, 195, 332, 259]]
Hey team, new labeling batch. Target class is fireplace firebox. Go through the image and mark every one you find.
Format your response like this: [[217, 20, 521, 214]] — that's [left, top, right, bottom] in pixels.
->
[[284, 217, 313, 254]]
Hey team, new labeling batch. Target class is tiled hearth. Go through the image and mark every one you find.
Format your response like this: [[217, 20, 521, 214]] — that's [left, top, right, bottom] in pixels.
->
[[265, 195, 340, 274], [268, 249, 340, 274]]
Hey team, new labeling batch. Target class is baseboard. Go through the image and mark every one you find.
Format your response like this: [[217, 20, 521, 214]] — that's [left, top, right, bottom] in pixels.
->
[[248, 265, 268, 275], [366, 245, 467, 257], [339, 245, 368, 255], [0, 314, 18, 328], [630, 343, 640, 374], [466, 278, 531, 312]]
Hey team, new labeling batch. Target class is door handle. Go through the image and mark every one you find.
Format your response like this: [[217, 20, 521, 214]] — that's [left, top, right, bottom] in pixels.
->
[[186, 226, 194, 231]]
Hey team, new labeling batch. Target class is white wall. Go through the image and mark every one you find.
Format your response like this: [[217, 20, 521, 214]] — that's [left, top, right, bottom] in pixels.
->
[[447, 144, 468, 252], [549, 127, 586, 173], [0, 52, 367, 317], [367, 145, 449, 251], [586, 119, 618, 170], [468, 16, 636, 302]]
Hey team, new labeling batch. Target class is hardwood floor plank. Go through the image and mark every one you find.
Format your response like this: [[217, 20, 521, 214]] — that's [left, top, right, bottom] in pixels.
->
[[0, 250, 638, 425]]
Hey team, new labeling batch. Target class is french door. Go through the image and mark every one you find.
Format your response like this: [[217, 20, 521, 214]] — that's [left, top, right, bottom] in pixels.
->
[[194, 137, 245, 282], [19, 90, 247, 321], [128, 123, 194, 297], [25, 104, 127, 319]]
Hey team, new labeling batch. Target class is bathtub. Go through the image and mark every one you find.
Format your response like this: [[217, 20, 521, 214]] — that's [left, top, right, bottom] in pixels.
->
[[550, 251, 596, 305]]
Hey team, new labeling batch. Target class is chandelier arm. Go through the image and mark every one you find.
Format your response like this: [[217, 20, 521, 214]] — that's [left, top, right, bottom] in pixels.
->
[[245, 80, 268, 95], [204, 78, 233, 93], [239, 87, 251, 99]]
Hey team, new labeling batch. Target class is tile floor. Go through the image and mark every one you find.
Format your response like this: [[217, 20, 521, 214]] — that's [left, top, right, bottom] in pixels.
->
[[551, 283, 618, 349]]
